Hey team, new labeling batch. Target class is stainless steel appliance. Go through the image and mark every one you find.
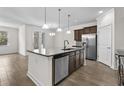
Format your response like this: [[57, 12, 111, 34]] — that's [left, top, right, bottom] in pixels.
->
[[54, 54, 69, 84], [82, 34, 97, 60]]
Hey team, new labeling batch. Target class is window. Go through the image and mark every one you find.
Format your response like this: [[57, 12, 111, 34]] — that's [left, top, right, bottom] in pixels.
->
[[33, 32, 45, 49], [34, 32, 39, 49], [42, 33, 45, 48], [0, 31, 8, 45]]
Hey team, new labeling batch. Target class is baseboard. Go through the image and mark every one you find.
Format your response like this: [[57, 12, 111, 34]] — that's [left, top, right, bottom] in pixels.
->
[[110, 66, 118, 70], [18, 53, 27, 56], [27, 72, 44, 86], [0, 52, 18, 55]]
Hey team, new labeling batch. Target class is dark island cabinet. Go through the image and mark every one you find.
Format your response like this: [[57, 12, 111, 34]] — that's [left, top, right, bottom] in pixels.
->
[[80, 50, 84, 66], [69, 52, 76, 74], [69, 49, 84, 75], [75, 51, 80, 69]]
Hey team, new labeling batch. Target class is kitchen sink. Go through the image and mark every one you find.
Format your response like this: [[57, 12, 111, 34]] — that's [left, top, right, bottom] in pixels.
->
[[61, 48, 74, 50]]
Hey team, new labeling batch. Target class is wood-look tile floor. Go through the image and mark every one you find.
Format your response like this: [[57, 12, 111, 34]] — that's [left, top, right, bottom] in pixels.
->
[[0, 54, 35, 86], [58, 60, 118, 86], [0, 54, 118, 86]]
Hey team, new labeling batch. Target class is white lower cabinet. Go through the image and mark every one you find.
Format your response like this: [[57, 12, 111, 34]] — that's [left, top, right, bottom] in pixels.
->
[[27, 53, 53, 86]]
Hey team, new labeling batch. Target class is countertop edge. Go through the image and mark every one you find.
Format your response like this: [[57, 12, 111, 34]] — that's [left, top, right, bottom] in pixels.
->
[[27, 50, 53, 57], [27, 48, 84, 57]]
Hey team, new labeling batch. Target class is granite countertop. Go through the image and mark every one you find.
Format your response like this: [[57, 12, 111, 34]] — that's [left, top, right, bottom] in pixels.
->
[[116, 49, 124, 57], [27, 47, 84, 57]]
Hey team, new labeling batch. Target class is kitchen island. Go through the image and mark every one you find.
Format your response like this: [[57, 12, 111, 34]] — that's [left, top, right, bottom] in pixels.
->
[[27, 47, 84, 86]]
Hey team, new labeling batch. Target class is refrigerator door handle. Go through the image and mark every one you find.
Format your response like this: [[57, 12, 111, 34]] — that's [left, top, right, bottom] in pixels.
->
[[86, 38, 89, 48]]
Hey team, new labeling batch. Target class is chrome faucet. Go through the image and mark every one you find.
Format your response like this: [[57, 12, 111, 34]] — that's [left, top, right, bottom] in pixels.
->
[[64, 40, 69, 49]]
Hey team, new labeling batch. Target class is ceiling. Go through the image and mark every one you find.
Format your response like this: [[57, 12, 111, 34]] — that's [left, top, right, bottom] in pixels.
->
[[0, 7, 111, 28]]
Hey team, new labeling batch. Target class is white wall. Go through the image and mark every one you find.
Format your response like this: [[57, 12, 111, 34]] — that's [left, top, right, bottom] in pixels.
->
[[0, 26, 18, 54], [18, 25, 26, 56], [43, 31, 55, 49], [25, 24, 42, 51], [25, 24, 55, 51], [115, 8, 124, 50], [19, 24, 43, 56], [54, 22, 97, 48]]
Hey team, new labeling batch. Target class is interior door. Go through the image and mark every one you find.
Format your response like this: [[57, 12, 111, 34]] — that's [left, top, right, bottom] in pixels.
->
[[97, 25, 112, 67]]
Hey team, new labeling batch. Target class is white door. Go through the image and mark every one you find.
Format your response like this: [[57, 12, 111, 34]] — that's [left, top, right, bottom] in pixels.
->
[[97, 25, 112, 67]]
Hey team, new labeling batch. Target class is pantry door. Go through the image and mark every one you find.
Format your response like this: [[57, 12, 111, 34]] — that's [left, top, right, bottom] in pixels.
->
[[97, 24, 112, 67]]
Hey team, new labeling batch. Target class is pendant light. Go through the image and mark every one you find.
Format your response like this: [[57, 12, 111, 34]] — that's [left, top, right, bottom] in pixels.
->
[[49, 32, 56, 36], [42, 7, 49, 29], [66, 14, 71, 34], [57, 9, 62, 32]]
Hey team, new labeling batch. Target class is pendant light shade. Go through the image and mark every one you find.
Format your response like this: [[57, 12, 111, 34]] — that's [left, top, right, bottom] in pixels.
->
[[49, 32, 56, 36], [42, 24, 49, 29], [66, 30, 71, 34], [66, 14, 71, 34], [57, 9, 62, 32], [42, 7, 49, 29], [57, 28, 62, 32]]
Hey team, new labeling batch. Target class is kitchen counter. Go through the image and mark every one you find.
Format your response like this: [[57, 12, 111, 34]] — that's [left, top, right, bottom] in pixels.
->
[[27, 47, 84, 57], [116, 49, 124, 57], [27, 47, 84, 86]]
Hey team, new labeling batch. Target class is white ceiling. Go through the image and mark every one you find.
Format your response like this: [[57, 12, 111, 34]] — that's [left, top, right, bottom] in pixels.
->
[[0, 7, 111, 28]]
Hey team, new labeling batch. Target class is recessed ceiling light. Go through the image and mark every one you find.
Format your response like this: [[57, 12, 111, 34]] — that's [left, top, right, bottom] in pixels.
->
[[99, 10, 103, 14]]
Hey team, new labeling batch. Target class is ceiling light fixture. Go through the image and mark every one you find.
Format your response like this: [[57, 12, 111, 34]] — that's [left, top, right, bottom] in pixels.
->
[[49, 32, 56, 36], [57, 9, 62, 32], [66, 14, 71, 34], [99, 10, 103, 14], [42, 7, 49, 29]]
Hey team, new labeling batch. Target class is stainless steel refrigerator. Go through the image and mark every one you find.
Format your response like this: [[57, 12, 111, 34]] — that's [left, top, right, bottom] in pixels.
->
[[82, 34, 97, 60]]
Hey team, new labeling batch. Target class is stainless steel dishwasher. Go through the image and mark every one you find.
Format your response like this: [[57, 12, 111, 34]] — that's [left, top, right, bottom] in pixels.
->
[[54, 53, 69, 84]]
